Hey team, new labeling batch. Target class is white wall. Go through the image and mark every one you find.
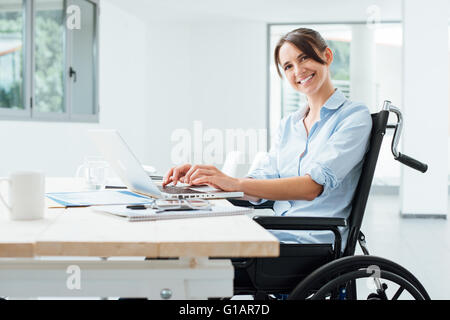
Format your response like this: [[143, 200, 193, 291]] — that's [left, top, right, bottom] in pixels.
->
[[114, 0, 402, 24], [144, 20, 267, 175], [98, 1, 150, 165], [0, 1, 268, 179], [373, 43, 402, 185], [3, 0, 448, 184], [0, 1, 149, 177], [400, 0, 448, 216]]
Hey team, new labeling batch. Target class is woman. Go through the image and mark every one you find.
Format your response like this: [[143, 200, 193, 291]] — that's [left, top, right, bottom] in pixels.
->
[[162, 28, 372, 249]]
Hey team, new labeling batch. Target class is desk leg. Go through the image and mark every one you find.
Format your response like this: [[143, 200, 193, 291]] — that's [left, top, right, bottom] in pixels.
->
[[0, 258, 233, 299], [100, 257, 108, 300]]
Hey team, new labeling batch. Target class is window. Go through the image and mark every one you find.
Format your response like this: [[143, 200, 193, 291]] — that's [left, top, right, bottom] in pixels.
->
[[0, 0, 25, 114], [34, 0, 65, 114], [0, 0, 99, 122]]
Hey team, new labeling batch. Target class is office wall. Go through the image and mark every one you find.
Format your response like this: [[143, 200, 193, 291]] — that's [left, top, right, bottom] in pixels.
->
[[0, 2, 268, 178], [0, 1, 150, 177], [2, 0, 447, 183], [114, 0, 402, 25], [401, 0, 448, 217], [144, 20, 267, 175], [372, 43, 402, 185]]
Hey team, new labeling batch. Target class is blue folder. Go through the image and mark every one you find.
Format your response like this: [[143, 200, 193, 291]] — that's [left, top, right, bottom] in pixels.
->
[[46, 190, 154, 207]]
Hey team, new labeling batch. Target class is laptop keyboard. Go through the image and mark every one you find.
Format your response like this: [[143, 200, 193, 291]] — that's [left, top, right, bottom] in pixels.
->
[[158, 185, 204, 194]]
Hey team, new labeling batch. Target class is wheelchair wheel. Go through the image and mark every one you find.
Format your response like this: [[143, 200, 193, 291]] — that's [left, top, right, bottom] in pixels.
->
[[311, 269, 425, 300], [288, 255, 430, 300]]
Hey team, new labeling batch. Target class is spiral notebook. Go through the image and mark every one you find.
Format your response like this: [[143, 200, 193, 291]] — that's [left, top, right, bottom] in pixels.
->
[[93, 204, 253, 221]]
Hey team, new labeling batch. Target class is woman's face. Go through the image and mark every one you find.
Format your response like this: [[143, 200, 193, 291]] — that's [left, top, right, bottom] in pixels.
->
[[278, 41, 332, 96]]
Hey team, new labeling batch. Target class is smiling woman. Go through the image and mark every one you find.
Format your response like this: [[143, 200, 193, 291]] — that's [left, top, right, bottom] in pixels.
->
[[274, 28, 328, 77], [163, 27, 372, 251], [274, 28, 336, 126]]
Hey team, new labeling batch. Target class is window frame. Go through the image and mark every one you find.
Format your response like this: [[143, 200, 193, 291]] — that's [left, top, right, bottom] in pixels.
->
[[0, 0, 99, 122]]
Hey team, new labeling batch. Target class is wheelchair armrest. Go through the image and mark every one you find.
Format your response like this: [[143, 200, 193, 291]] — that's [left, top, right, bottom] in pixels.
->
[[227, 199, 275, 209], [252, 216, 347, 229], [253, 216, 346, 259]]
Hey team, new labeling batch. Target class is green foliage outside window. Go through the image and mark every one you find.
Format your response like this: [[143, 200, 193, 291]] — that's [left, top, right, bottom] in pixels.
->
[[0, 81, 22, 108], [0, 11, 23, 109], [0, 12, 21, 33], [328, 40, 350, 81], [0, 8, 64, 112], [34, 10, 64, 113]]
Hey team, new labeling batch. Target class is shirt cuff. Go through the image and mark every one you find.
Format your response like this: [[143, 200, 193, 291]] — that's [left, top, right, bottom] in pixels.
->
[[304, 163, 338, 198]]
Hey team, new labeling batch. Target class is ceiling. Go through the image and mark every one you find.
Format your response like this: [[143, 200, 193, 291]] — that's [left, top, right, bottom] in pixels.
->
[[108, 0, 404, 24]]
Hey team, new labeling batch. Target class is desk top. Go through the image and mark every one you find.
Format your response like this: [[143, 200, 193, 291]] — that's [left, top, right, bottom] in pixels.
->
[[0, 178, 279, 258]]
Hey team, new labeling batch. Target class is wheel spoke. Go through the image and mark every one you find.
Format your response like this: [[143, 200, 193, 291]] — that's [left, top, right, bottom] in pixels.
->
[[312, 269, 424, 300], [391, 286, 405, 300]]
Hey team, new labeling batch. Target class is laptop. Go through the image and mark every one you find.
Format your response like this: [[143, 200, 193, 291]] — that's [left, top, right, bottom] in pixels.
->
[[88, 129, 244, 200]]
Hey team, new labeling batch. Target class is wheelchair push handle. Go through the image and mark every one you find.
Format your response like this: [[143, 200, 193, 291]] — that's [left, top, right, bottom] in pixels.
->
[[382, 100, 428, 173], [395, 152, 428, 173]]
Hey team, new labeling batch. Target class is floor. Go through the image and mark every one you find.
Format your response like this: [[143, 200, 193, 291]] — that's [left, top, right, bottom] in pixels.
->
[[354, 192, 449, 300]]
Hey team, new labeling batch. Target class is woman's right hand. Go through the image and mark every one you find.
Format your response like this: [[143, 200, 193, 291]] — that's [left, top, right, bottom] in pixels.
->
[[162, 163, 192, 187]]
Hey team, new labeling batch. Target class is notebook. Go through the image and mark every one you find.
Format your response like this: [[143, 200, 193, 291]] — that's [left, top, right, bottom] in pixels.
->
[[93, 204, 253, 221]]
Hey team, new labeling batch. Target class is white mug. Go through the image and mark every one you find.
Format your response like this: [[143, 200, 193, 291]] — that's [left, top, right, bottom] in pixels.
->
[[0, 171, 45, 221]]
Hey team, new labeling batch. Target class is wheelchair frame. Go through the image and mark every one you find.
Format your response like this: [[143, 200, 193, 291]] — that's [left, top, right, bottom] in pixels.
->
[[228, 101, 430, 300]]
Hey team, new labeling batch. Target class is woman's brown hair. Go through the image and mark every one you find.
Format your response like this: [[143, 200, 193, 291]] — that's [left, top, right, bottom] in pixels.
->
[[274, 28, 328, 77]]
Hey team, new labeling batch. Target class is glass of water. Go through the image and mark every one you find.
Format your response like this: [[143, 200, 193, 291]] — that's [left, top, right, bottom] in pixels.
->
[[76, 156, 109, 190]]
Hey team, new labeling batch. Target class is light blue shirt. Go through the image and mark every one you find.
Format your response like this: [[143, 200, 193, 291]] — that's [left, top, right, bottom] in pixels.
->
[[247, 89, 372, 250]]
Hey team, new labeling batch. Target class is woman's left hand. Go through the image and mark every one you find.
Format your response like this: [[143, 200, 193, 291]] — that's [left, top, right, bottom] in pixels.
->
[[183, 164, 241, 192]]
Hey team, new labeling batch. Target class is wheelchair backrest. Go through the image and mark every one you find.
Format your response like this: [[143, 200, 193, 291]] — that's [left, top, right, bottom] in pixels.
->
[[344, 110, 390, 256]]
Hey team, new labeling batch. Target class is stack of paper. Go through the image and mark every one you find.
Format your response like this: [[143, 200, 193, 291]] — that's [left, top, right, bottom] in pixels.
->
[[93, 205, 253, 221]]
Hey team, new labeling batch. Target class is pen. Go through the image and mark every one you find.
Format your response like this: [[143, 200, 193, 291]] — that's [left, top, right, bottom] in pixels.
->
[[125, 204, 206, 212], [126, 205, 150, 210]]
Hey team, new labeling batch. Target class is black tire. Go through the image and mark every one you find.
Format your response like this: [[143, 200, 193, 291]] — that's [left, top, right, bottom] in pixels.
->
[[288, 255, 430, 300], [311, 269, 425, 300]]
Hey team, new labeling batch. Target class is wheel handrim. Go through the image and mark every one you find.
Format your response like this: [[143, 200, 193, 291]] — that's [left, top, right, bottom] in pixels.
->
[[311, 269, 425, 300]]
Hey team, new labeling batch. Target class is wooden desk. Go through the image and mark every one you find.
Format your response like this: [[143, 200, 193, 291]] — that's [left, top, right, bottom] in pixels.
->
[[0, 177, 279, 299]]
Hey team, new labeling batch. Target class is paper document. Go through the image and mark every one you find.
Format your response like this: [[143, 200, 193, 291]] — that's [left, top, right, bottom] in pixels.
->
[[94, 204, 253, 221], [46, 190, 154, 207]]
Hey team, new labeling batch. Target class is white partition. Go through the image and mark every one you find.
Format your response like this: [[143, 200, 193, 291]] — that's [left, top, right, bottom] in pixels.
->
[[400, 0, 449, 218]]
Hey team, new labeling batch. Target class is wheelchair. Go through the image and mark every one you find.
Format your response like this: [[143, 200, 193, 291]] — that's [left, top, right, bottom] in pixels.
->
[[227, 100, 431, 300]]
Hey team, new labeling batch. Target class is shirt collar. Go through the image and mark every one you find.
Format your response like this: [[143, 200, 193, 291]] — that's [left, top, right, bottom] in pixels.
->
[[296, 88, 346, 121], [322, 88, 347, 111], [296, 88, 347, 120]]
